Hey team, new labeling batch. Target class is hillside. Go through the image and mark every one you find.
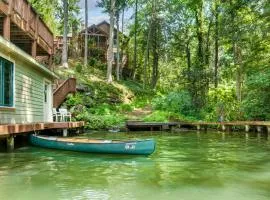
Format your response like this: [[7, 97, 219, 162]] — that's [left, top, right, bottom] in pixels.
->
[[55, 60, 157, 130]]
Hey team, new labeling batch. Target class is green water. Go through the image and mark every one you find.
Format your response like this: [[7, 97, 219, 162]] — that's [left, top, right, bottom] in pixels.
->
[[0, 131, 270, 200]]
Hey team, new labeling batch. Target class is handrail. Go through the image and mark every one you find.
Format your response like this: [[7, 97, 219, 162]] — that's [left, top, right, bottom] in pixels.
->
[[53, 78, 76, 108]]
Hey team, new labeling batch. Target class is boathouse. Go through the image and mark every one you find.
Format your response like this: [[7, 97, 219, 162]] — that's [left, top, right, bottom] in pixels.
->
[[0, 0, 84, 151]]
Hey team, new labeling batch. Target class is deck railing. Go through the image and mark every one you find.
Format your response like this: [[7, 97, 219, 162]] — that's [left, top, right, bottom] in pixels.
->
[[0, 0, 54, 55], [53, 78, 76, 108]]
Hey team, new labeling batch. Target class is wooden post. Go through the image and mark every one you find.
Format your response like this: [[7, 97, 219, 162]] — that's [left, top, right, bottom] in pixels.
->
[[32, 15, 39, 58], [3, 16, 11, 40], [3, 0, 13, 40], [26, 3, 31, 31], [63, 129, 68, 137], [267, 126, 270, 134], [197, 125, 201, 131], [256, 126, 262, 133], [31, 41, 37, 58], [245, 125, 250, 132], [6, 136, 14, 152], [222, 125, 226, 131], [48, 54, 53, 67]]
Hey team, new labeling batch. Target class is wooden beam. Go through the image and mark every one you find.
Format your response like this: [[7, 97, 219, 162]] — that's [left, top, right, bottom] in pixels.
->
[[3, 15, 10, 40], [31, 40, 37, 57]]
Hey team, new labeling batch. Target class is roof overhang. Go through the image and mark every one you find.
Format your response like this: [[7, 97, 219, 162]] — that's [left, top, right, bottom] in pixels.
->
[[0, 36, 58, 79]]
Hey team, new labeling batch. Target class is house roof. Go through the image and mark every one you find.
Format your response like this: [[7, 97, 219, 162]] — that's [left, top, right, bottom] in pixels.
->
[[0, 36, 58, 79], [80, 20, 122, 36]]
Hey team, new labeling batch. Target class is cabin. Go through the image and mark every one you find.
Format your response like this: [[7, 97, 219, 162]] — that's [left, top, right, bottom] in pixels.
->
[[0, 0, 84, 151], [79, 20, 128, 66]]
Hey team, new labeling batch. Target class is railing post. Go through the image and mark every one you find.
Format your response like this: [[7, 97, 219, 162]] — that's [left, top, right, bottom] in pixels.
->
[[32, 15, 39, 58], [3, 0, 13, 40], [26, 2, 30, 31]]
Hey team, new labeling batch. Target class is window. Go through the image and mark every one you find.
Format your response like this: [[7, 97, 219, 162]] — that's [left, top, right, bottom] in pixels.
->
[[0, 56, 14, 107], [44, 84, 48, 103]]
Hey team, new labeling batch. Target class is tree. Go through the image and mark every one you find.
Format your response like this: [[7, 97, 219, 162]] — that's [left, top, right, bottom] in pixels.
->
[[84, 0, 88, 67], [107, 0, 115, 83], [62, 0, 69, 68], [132, 0, 138, 79]]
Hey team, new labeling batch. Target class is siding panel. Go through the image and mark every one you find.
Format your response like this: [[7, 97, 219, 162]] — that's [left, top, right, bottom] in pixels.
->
[[0, 58, 53, 124]]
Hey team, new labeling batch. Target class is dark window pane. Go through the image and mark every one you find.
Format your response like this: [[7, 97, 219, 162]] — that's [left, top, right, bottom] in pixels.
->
[[3, 60, 13, 106], [44, 84, 47, 103], [0, 57, 13, 107], [0, 62, 3, 105]]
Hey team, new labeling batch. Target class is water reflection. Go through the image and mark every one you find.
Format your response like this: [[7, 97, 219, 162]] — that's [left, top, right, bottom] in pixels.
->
[[0, 131, 269, 200]]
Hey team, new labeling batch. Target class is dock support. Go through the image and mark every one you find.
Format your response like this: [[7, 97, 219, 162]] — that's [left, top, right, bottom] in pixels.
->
[[63, 129, 68, 137], [221, 125, 226, 131], [197, 125, 201, 131], [256, 126, 262, 133], [6, 136, 14, 152], [245, 125, 250, 132], [267, 126, 270, 134]]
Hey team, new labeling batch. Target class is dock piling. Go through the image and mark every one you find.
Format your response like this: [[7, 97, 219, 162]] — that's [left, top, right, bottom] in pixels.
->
[[256, 126, 262, 133], [6, 136, 14, 152], [245, 125, 250, 132], [222, 125, 226, 131], [63, 129, 68, 137], [267, 126, 270, 134]]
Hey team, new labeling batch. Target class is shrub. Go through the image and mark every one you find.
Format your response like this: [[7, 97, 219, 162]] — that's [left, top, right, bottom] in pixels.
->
[[203, 85, 240, 121], [152, 91, 195, 116], [75, 62, 83, 73]]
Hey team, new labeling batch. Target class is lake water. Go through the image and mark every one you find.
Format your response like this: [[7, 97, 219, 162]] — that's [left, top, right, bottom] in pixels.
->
[[0, 131, 269, 200]]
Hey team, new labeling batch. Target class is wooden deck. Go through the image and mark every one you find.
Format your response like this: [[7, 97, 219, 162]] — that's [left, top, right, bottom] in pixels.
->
[[0, 0, 54, 66], [126, 120, 270, 133], [0, 121, 85, 137]]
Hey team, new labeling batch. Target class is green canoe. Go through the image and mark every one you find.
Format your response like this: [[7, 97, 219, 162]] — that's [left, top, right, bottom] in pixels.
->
[[29, 135, 156, 155]]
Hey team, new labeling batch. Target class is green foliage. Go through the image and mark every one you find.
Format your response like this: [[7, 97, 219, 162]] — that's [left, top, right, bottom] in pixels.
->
[[75, 63, 83, 73], [241, 69, 270, 120], [203, 86, 240, 122], [143, 110, 172, 122], [76, 111, 126, 130], [152, 91, 196, 117]]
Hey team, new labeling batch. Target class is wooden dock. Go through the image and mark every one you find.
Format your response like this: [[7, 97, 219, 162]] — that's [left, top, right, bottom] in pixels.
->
[[126, 121, 178, 131], [0, 121, 85, 151], [0, 121, 85, 137], [126, 120, 270, 133]]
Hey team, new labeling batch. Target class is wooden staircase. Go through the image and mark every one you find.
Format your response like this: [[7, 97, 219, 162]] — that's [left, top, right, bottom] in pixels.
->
[[53, 78, 76, 108]]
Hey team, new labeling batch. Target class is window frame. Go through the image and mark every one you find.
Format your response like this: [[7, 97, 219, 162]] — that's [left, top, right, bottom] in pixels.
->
[[0, 53, 15, 109]]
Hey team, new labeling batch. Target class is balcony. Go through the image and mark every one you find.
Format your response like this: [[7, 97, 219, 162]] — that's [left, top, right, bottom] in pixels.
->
[[0, 0, 54, 66]]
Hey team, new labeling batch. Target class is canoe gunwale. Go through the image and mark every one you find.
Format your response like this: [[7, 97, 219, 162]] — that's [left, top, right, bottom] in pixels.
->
[[33, 135, 154, 145]]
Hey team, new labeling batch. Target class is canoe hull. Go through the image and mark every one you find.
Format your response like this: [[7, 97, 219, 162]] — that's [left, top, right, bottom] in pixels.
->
[[29, 135, 155, 155]]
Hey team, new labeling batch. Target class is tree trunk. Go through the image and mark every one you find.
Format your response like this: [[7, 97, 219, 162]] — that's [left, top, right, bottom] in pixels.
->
[[84, 0, 88, 67], [185, 41, 191, 83], [214, 0, 219, 88], [62, 0, 68, 68], [230, 1, 242, 102], [143, 19, 152, 89], [107, 0, 115, 83], [132, 0, 138, 80], [151, 17, 159, 89], [194, 1, 207, 108], [119, 8, 125, 78], [116, 13, 120, 81]]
